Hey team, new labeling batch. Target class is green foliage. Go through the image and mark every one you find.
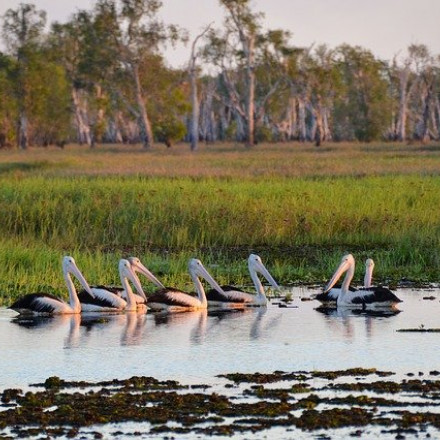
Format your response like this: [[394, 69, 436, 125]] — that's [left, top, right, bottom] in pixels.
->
[[153, 116, 186, 147], [255, 125, 274, 142], [333, 45, 392, 142], [28, 60, 71, 145], [0, 53, 17, 146], [1, 3, 46, 54], [140, 54, 189, 145]]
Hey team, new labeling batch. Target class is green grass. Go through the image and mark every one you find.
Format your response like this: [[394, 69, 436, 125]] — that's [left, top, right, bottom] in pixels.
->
[[0, 142, 439, 305]]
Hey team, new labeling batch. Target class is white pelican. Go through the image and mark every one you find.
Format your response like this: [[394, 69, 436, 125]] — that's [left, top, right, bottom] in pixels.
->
[[314, 257, 375, 305], [9, 256, 94, 315], [147, 258, 225, 312], [324, 254, 402, 309], [121, 257, 165, 304], [79, 257, 164, 307], [206, 254, 280, 308], [79, 259, 147, 312]]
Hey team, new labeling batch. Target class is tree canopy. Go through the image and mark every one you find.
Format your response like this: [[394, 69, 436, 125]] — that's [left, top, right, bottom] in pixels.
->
[[0, 0, 438, 149]]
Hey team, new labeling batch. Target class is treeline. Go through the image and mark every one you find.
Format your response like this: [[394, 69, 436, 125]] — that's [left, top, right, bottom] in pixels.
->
[[0, 0, 439, 150]]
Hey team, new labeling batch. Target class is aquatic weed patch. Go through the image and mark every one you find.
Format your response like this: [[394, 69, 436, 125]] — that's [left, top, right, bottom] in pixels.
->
[[2, 370, 440, 438], [328, 379, 440, 395]]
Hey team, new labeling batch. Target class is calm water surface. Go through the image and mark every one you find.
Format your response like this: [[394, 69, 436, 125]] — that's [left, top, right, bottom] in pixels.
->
[[1, 287, 439, 389]]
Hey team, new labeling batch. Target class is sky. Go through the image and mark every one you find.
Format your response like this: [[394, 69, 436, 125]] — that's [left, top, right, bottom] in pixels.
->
[[1, 0, 439, 67]]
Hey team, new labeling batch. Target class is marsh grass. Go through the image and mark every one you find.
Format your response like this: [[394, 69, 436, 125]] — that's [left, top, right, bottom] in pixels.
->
[[0, 142, 439, 304], [2, 141, 440, 178]]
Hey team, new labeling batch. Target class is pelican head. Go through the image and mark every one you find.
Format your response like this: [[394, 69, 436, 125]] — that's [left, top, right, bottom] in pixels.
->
[[324, 253, 355, 293], [128, 256, 165, 289], [62, 256, 95, 297], [188, 258, 225, 293], [119, 259, 147, 301], [364, 258, 375, 288], [365, 258, 375, 270], [248, 254, 280, 290]]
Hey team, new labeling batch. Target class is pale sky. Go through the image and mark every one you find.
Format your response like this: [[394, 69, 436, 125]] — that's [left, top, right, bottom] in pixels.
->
[[1, 0, 439, 67]]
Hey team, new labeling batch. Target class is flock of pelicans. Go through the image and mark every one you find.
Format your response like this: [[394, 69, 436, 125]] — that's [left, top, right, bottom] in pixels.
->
[[8, 253, 402, 316]]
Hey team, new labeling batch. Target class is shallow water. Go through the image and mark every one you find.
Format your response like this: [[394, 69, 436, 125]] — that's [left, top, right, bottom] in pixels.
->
[[1, 287, 439, 389]]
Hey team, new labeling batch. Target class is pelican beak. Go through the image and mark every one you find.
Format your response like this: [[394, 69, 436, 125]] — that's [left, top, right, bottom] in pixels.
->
[[131, 259, 165, 289], [70, 264, 95, 298], [255, 260, 280, 291], [324, 259, 351, 293], [194, 261, 225, 294], [126, 265, 148, 301]]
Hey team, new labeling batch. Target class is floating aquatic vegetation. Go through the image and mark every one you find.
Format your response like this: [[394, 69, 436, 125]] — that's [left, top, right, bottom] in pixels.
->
[[2, 369, 440, 438]]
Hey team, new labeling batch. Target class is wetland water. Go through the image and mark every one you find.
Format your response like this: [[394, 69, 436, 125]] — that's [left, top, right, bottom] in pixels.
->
[[1, 287, 440, 439], [0, 287, 439, 388]]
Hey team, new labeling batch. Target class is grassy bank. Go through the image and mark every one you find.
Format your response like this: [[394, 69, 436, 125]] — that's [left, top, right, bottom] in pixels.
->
[[0, 142, 439, 304]]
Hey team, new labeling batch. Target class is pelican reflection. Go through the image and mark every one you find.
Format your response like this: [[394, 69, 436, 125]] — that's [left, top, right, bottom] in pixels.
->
[[11, 314, 70, 330], [207, 307, 280, 340], [121, 311, 147, 346], [315, 306, 401, 339], [151, 309, 208, 344]]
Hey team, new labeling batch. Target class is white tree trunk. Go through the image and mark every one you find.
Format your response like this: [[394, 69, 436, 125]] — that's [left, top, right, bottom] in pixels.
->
[[396, 68, 411, 141], [298, 98, 307, 142], [187, 24, 212, 151], [245, 35, 255, 146], [18, 111, 28, 150], [132, 63, 154, 149], [189, 70, 199, 150], [71, 88, 92, 146]]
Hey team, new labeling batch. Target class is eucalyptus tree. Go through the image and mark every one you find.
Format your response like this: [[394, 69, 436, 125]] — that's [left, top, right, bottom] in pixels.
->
[[389, 49, 417, 141], [90, 0, 185, 149], [306, 46, 344, 145], [141, 53, 189, 147], [0, 52, 17, 147], [407, 44, 439, 142], [1, 3, 46, 149], [188, 23, 213, 151], [253, 29, 294, 139], [50, 12, 95, 146], [333, 45, 392, 142], [204, 0, 291, 146], [27, 49, 71, 146]]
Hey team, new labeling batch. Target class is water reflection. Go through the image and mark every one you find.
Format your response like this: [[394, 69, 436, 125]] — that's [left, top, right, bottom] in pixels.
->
[[151, 310, 208, 344], [315, 306, 401, 339], [3, 289, 440, 389], [315, 307, 401, 318], [11, 312, 151, 348], [65, 314, 81, 347], [11, 314, 72, 330], [121, 312, 147, 346]]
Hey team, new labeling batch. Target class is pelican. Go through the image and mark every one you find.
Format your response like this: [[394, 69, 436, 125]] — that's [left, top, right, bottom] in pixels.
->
[[79, 259, 147, 312], [147, 258, 225, 312], [324, 254, 402, 309], [9, 256, 94, 315], [121, 257, 165, 304], [314, 257, 375, 305], [206, 254, 280, 308], [79, 257, 164, 307]]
